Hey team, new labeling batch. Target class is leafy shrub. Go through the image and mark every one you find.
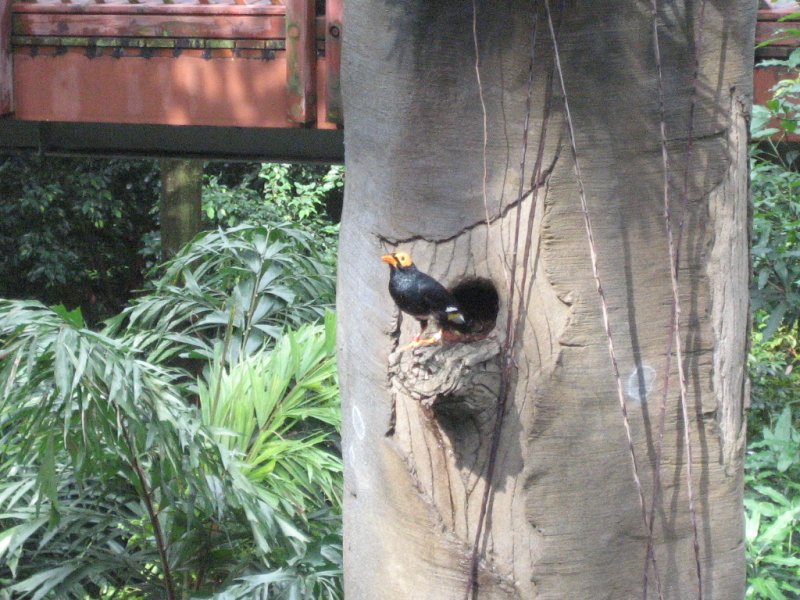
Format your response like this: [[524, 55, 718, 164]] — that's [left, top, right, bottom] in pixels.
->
[[747, 26, 800, 598], [0, 156, 158, 322], [0, 223, 341, 599], [197, 315, 342, 600], [203, 163, 343, 257], [746, 325, 800, 600], [0, 157, 343, 324], [109, 223, 335, 367], [750, 150, 800, 340]]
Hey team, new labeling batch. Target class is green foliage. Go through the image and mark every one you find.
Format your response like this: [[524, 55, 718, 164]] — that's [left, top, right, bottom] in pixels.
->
[[0, 156, 158, 322], [0, 301, 270, 597], [751, 61, 799, 139], [746, 326, 800, 600], [751, 18, 800, 339], [203, 164, 343, 257], [752, 11, 800, 140], [199, 314, 341, 512], [749, 153, 800, 340], [197, 315, 342, 600], [0, 156, 342, 324], [0, 223, 341, 599], [747, 23, 800, 597], [109, 223, 335, 367]]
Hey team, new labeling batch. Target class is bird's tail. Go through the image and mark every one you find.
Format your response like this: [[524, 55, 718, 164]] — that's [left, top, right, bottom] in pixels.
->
[[444, 306, 466, 325]]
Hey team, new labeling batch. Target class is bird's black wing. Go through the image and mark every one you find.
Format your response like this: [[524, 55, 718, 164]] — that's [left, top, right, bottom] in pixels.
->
[[416, 272, 457, 311], [417, 272, 467, 330]]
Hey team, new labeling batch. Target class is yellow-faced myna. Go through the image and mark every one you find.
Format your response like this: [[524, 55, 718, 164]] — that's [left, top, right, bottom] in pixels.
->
[[381, 251, 466, 345]]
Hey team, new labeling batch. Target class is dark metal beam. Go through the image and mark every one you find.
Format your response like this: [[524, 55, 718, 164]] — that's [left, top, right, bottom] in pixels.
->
[[0, 119, 344, 163]]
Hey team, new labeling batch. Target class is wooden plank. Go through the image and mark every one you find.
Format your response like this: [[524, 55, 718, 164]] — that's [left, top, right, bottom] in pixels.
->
[[13, 12, 286, 38], [13, 3, 286, 15], [285, 0, 314, 124], [324, 0, 341, 124], [13, 41, 283, 57], [0, 0, 11, 114], [11, 34, 289, 49], [0, 120, 345, 162], [11, 48, 335, 129]]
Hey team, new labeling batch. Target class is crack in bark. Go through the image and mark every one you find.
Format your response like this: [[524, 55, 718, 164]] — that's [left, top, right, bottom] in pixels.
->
[[373, 154, 559, 246], [668, 128, 727, 145], [385, 308, 402, 437]]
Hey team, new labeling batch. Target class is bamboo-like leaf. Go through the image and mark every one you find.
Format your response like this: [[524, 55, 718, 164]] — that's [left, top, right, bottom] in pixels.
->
[[7, 564, 79, 599], [200, 320, 341, 510], [0, 517, 48, 571], [0, 220, 340, 599]]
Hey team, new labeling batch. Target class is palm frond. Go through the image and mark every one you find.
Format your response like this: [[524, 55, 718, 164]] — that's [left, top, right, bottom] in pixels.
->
[[199, 313, 342, 514], [0, 300, 291, 598], [106, 224, 335, 365]]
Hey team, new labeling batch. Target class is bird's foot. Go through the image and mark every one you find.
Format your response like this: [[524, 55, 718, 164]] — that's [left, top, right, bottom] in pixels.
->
[[399, 331, 442, 351]]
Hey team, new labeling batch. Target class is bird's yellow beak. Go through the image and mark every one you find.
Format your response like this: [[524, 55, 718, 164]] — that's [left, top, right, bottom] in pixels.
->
[[381, 254, 398, 267]]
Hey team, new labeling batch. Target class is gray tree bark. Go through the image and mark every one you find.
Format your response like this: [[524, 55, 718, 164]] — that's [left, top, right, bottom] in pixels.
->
[[338, 2, 754, 598], [160, 159, 203, 260]]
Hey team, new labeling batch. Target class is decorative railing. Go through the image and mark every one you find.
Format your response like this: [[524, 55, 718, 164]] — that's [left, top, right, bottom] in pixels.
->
[[0, 5, 795, 137], [0, 0, 341, 128]]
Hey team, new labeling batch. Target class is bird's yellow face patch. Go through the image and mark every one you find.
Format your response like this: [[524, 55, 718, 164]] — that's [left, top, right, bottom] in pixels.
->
[[381, 251, 414, 268], [393, 252, 414, 267]]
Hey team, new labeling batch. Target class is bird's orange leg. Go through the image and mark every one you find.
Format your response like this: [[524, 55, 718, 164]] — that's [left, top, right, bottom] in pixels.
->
[[399, 320, 440, 351], [411, 319, 428, 342]]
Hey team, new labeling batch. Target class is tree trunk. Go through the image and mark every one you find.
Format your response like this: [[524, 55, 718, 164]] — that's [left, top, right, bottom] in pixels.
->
[[160, 159, 203, 260], [338, 2, 753, 599]]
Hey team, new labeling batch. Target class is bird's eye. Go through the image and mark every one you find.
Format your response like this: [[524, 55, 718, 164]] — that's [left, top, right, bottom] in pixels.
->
[[394, 252, 412, 267]]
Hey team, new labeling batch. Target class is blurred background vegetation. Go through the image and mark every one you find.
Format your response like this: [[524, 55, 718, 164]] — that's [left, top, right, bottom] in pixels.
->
[[0, 161, 345, 599], [745, 15, 799, 598]]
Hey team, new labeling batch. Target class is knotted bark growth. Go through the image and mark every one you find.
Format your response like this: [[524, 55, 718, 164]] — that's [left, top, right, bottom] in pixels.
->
[[390, 338, 502, 415]]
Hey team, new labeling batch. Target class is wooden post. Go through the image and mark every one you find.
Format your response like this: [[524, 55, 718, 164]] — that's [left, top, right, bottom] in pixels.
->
[[159, 159, 203, 261], [285, 0, 316, 124], [0, 0, 13, 115], [325, 0, 342, 125]]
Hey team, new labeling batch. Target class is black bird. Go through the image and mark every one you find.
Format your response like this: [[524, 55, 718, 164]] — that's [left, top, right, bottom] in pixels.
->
[[381, 251, 466, 345]]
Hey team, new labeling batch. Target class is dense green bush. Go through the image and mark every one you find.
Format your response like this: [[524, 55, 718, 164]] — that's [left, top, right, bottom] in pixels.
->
[[0, 157, 344, 323], [746, 35, 800, 600], [750, 143, 800, 341], [746, 324, 800, 599], [109, 223, 335, 367], [0, 156, 158, 322], [0, 223, 341, 599], [202, 164, 343, 257], [0, 157, 345, 598]]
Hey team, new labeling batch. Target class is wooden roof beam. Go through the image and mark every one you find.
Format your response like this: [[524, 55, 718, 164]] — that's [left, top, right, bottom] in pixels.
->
[[0, 0, 11, 114]]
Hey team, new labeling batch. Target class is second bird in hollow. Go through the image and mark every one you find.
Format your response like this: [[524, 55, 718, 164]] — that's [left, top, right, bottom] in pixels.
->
[[381, 251, 466, 346]]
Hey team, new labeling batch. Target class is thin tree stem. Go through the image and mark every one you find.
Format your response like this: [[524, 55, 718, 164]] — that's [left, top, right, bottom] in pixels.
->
[[544, 0, 655, 562], [670, 1, 708, 596], [464, 6, 538, 599], [122, 421, 177, 600]]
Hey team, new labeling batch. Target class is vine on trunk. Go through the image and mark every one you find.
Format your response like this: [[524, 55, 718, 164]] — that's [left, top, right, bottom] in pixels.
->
[[463, 2, 707, 598]]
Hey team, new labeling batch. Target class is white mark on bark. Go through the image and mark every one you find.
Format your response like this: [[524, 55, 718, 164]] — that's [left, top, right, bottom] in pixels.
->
[[352, 405, 366, 440], [625, 365, 656, 404]]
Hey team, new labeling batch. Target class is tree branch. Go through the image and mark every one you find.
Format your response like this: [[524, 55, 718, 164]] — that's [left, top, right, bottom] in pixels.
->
[[121, 420, 177, 600]]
